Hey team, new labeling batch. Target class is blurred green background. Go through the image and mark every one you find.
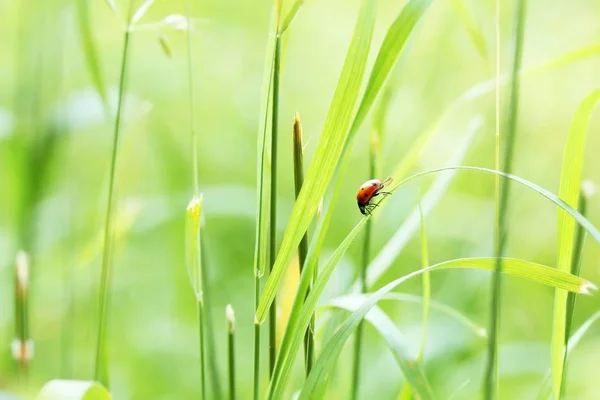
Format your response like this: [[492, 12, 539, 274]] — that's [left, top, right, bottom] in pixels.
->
[[1, 0, 600, 398]]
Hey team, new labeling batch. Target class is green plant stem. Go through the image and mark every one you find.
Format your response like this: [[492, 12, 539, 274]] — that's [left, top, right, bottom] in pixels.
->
[[293, 114, 314, 374], [253, 276, 261, 400], [93, 20, 132, 387], [198, 300, 206, 399], [228, 316, 236, 400], [484, 1, 526, 398], [268, 33, 282, 376], [561, 194, 587, 396]]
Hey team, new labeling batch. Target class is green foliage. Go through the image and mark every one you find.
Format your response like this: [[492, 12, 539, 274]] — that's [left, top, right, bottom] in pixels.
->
[[551, 89, 600, 399]]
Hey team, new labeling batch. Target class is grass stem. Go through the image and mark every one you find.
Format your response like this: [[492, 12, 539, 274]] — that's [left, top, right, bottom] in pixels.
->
[[93, 10, 133, 384], [292, 113, 314, 374], [226, 305, 236, 400], [198, 300, 206, 399], [484, 1, 526, 398], [351, 128, 378, 400], [268, 32, 282, 376], [253, 277, 261, 400]]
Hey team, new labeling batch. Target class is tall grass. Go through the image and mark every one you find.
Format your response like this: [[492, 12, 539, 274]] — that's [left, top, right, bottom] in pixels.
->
[[484, 1, 526, 398], [93, 0, 135, 386]]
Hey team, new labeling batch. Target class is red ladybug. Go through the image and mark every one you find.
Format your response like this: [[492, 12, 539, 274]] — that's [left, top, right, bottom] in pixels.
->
[[356, 177, 392, 215]]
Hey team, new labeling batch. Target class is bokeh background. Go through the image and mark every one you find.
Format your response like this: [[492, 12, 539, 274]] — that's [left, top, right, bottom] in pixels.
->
[[1, 0, 600, 398]]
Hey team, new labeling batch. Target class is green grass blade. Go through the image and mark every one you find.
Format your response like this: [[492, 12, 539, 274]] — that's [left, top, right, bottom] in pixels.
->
[[94, 7, 133, 384], [76, 0, 110, 118], [551, 89, 600, 399], [306, 0, 434, 294], [450, 0, 488, 61], [385, 166, 600, 246], [366, 117, 482, 287], [329, 302, 435, 400], [536, 310, 600, 400], [253, 3, 279, 279], [320, 293, 487, 338], [299, 257, 591, 399], [267, 218, 369, 399], [486, 1, 526, 397], [349, 0, 434, 134], [256, 0, 377, 324], [279, 0, 304, 34]]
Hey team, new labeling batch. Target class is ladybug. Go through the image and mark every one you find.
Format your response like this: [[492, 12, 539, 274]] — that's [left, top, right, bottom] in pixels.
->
[[357, 177, 393, 215]]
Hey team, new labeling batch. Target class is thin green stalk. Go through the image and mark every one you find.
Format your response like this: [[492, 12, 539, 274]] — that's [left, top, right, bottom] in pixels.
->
[[293, 113, 313, 374], [14, 251, 30, 376], [351, 129, 378, 400], [268, 30, 282, 376], [484, 1, 526, 398], [198, 300, 206, 399], [94, 6, 133, 384], [253, 277, 261, 400], [561, 188, 589, 396], [227, 305, 236, 400]]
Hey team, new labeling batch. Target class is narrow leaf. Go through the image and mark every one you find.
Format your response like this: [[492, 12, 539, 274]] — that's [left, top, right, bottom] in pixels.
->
[[131, 0, 156, 25], [366, 117, 482, 287], [267, 218, 369, 399], [551, 88, 600, 399], [328, 302, 435, 399], [450, 0, 488, 61], [280, 0, 304, 34], [299, 257, 592, 399], [321, 293, 487, 337], [256, 0, 377, 324]]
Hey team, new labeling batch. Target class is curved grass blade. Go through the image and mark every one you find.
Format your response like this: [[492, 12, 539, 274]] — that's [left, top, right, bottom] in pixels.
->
[[365, 117, 482, 287], [299, 258, 593, 399], [256, 0, 377, 324], [536, 311, 600, 400], [551, 88, 600, 399], [298, 0, 434, 316], [328, 302, 435, 400], [267, 218, 369, 399], [450, 0, 488, 61], [280, 0, 304, 35], [76, 0, 110, 118], [320, 293, 487, 337], [384, 166, 600, 246]]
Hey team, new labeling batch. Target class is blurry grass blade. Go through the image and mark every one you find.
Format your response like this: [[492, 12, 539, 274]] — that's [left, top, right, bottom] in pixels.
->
[[366, 117, 482, 286], [131, 0, 156, 25], [267, 218, 369, 399], [104, 0, 122, 20], [299, 257, 591, 399], [536, 311, 600, 400], [186, 195, 203, 299], [432, 258, 593, 293], [94, 23, 132, 385], [417, 201, 430, 362], [36, 380, 110, 400], [450, 0, 488, 60], [320, 293, 486, 337], [527, 43, 600, 75], [76, 201, 141, 269], [256, 0, 377, 324], [350, 0, 433, 135], [253, 3, 279, 277], [226, 305, 236, 400], [386, 166, 600, 246], [327, 302, 435, 400], [76, 0, 110, 118], [551, 88, 600, 399], [280, 0, 304, 34]]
